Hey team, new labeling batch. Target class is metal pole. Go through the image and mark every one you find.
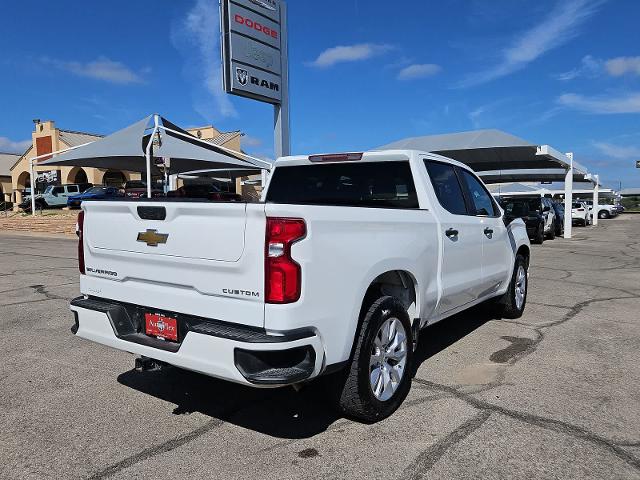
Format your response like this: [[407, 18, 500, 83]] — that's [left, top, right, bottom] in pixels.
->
[[563, 152, 573, 239], [145, 114, 159, 199], [592, 174, 599, 226], [274, 1, 290, 159], [29, 158, 36, 217]]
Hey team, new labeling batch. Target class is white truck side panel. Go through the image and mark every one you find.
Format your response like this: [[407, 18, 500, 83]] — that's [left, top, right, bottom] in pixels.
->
[[263, 203, 440, 366]]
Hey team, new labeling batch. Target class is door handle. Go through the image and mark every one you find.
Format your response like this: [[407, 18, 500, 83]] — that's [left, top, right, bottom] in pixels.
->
[[484, 227, 494, 237], [445, 228, 459, 238]]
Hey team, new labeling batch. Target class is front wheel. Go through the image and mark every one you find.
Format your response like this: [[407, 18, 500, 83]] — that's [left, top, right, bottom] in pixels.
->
[[496, 254, 528, 319], [546, 221, 556, 240], [598, 210, 610, 219], [330, 296, 413, 422]]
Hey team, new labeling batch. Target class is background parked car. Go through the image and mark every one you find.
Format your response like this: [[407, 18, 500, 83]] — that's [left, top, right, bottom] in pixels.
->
[[571, 201, 590, 226], [499, 195, 556, 240], [498, 196, 546, 244], [67, 186, 122, 208], [583, 200, 618, 219], [20, 183, 93, 211], [166, 184, 243, 202], [123, 180, 163, 199]]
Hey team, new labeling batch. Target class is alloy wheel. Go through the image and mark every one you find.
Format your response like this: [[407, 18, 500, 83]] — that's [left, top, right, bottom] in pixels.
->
[[369, 317, 408, 401]]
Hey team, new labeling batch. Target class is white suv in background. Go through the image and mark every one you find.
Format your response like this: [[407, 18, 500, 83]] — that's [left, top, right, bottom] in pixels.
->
[[572, 202, 590, 226]]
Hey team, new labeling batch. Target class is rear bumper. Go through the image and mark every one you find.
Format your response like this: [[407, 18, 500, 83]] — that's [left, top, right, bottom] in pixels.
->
[[70, 296, 324, 386]]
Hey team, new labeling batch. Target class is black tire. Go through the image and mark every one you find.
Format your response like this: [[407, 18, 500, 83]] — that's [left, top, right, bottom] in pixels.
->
[[598, 210, 609, 219], [330, 296, 413, 423], [546, 221, 556, 240], [496, 254, 528, 319], [532, 224, 544, 244]]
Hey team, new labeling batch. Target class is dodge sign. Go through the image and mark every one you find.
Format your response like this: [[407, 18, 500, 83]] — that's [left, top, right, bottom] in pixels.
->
[[221, 0, 285, 104]]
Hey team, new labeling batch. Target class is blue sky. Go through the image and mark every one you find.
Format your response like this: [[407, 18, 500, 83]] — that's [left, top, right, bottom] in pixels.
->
[[1, 0, 639, 188]]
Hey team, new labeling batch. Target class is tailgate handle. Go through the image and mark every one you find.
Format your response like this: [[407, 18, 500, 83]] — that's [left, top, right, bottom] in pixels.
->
[[137, 206, 166, 221]]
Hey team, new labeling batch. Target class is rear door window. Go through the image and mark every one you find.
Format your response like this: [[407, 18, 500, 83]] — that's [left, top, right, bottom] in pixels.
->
[[266, 161, 419, 209], [67, 186, 79, 193], [459, 169, 498, 217], [424, 161, 468, 215]]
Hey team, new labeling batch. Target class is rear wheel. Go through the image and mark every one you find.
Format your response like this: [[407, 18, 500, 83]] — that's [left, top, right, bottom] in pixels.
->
[[496, 254, 528, 319], [532, 224, 544, 244], [330, 296, 413, 422]]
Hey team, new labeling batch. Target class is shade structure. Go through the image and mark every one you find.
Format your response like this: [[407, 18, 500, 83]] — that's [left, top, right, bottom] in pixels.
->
[[378, 129, 580, 172], [40, 114, 266, 175], [478, 168, 588, 184]]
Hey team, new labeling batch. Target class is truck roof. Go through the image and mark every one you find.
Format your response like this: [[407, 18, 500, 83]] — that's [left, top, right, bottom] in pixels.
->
[[274, 149, 473, 171]]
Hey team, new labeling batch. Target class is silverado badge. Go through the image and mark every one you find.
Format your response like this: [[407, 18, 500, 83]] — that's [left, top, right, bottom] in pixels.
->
[[137, 229, 169, 247]]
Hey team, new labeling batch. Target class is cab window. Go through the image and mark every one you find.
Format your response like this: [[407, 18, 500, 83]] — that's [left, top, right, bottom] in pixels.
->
[[424, 161, 468, 215], [459, 169, 498, 216]]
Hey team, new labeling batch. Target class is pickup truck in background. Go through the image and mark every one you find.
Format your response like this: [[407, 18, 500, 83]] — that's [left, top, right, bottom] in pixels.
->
[[70, 150, 530, 422], [583, 201, 619, 220]]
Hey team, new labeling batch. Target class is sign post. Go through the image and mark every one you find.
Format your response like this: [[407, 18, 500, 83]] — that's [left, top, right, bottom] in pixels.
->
[[221, 0, 289, 159]]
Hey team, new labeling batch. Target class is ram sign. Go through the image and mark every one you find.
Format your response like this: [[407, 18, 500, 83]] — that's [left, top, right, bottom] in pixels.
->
[[221, 0, 285, 104]]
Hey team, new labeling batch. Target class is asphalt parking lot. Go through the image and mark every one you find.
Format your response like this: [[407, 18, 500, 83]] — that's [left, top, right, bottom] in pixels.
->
[[1, 216, 639, 480]]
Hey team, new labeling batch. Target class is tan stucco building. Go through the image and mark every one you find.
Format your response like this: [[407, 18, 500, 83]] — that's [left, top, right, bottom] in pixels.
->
[[1, 152, 20, 204], [9, 120, 244, 207]]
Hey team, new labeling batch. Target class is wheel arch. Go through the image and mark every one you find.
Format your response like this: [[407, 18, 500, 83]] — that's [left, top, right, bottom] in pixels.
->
[[359, 270, 419, 324]]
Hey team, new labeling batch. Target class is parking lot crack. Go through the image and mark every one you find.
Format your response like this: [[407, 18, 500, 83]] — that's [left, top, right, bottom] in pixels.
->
[[398, 410, 492, 480], [412, 378, 640, 471], [86, 418, 225, 479]]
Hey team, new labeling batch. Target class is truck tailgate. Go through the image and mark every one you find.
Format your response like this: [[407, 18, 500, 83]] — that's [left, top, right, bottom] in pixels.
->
[[81, 201, 266, 327]]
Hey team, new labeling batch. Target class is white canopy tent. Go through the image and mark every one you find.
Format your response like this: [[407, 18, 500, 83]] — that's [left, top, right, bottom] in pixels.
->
[[33, 114, 270, 214]]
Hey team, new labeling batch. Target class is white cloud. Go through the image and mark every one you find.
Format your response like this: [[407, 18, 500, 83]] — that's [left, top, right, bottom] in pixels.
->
[[397, 63, 442, 80], [171, 0, 236, 119], [458, 0, 605, 87], [593, 142, 640, 159], [605, 56, 640, 76], [309, 43, 393, 68], [0, 137, 31, 154], [43, 57, 146, 84], [557, 92, 640, 114], [553, 54, 602, 80], [241, 134, 262, 148]]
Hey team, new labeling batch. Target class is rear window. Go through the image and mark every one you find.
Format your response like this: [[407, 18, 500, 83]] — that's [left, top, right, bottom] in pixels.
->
[[266, 161, 419, 209]]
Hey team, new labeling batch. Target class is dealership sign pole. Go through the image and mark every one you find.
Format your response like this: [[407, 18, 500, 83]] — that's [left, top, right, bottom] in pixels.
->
[[221, 0, 289, 161]]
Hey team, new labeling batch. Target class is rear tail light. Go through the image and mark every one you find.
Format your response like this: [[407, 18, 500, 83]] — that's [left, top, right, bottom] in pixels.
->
[[265, 217, 306, 304], [77, 211, 85, 274]]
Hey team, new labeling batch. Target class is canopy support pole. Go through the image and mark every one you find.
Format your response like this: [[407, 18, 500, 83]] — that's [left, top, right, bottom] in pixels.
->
[[146, 115, 160, 199], [563, 152, 573, 239], [29, 158, 36, 217], [592, 174, 599, 226]]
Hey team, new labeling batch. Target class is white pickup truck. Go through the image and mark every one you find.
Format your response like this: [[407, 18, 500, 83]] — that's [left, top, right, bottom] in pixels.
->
[[70, 150, 530, 421]]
